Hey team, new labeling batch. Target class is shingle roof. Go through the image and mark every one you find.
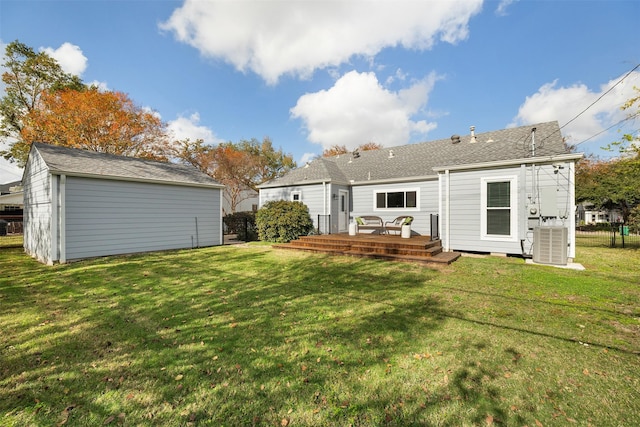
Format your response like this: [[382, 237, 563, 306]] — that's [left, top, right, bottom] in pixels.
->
[[31, 143, 223, 188], [261, 121, 578, 187]]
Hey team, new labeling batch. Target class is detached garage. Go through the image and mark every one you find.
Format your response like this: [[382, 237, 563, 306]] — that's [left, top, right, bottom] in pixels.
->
[[23, 143, 224, 264]]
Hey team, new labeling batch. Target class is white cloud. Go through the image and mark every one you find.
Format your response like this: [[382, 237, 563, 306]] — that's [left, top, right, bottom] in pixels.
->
[[0, 138, 23, 184], [160, 0, 482, 84], [290, 70, 439, 151], [167, 112, 222, 144], [510, 71, 640, 151], [496, 0, 518, 16], [41, 42, 87, 77], [0, 159, 22, 184], [299, 152, 316, 165]]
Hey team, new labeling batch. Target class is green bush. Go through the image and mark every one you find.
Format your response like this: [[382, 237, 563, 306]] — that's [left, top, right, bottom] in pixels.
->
[[223, 211, 257, 241], [255, 200, 314, 243]]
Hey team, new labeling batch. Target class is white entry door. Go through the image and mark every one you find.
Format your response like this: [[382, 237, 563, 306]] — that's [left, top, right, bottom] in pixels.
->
[[338, 190, 349, 232]]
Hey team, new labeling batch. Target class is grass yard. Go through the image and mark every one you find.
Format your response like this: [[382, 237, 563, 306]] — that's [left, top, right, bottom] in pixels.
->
[[1, 237, 639, 426]]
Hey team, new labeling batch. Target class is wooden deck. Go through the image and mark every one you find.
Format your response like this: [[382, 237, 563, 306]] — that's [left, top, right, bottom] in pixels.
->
[[273, 233, 461, 265]]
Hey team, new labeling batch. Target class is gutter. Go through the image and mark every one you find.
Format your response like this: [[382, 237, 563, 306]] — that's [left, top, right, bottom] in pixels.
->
[[433, 153, 584, 173], [47, 170, 225, 190]]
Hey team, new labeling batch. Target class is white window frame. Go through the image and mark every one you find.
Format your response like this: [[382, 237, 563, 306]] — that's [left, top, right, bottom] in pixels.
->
[[373, 188, 420, 212], [480, 176, 518, 242], [290, 191, 301, 202]]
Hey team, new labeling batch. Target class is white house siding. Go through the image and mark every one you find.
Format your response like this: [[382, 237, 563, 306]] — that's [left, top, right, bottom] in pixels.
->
[[439, 166, 521, 254], [520, 162, 576, 260], [440, 162, 576, 258], [63, 177, 221, 261], [22, 150, 54, 264], [352, 179, 439, 236], [259, 183, 329, 230]]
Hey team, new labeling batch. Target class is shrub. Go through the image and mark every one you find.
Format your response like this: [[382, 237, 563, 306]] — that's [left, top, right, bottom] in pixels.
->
[[255, 200, 314, 243], [223, 211, 257, 241]]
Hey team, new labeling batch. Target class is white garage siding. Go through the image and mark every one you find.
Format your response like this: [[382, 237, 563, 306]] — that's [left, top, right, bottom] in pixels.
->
[[22, 150, 54, 264], [22, 143, 224, 264], [63, 177, 221, 261]]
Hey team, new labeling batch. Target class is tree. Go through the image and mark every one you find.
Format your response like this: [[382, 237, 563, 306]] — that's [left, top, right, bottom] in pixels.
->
[[604, 85, 640, 156], [236, 137, 297, 188], [174, 137, 296, 214], [322, 144, 349, 157], [322, 142, 383, 157], [576, 87, 640, 224], [18, 87, 169, 164], [576, 156, 640, 224], [1, 40, 84, 162]]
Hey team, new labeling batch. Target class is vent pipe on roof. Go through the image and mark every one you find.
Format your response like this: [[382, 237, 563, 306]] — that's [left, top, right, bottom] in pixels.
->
[[470, 126, 477, 143], [388, 149, 394, 158], [530, 127, 537, 157], [451, 135, 461, 144]]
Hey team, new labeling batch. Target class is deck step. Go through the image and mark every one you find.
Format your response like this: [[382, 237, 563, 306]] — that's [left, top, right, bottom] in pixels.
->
[[273, 234, 460, 265]]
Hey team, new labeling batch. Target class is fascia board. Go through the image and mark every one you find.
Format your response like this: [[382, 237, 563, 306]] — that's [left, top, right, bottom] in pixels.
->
[[349, 175, 438, 186], [48, 170, 225, 189]]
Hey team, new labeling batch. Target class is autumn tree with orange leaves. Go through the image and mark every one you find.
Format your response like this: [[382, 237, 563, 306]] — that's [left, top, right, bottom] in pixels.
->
[[322, 142, 383, 157], [19, 87, 170, 163], [175, 137, 296, 214]]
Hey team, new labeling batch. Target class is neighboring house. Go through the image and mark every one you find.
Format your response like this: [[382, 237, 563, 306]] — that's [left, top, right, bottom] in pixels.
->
[[259, 121, 583, 262], [576, 203, 622, 225], [23, 143, 225, 264], [223, 187, 259, 216], [0, 180, 23, 214], [0, 180, 24, 234]]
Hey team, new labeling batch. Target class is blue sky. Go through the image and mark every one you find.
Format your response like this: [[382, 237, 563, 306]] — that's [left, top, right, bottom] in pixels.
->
[[1, 0, 638, 183]]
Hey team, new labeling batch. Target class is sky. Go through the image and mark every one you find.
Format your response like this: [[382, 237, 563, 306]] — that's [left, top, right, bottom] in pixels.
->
[[0, 0, 638, 184]]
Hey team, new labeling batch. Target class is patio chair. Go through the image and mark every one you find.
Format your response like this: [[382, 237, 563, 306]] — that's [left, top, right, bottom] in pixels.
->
[[355, 216, 385, 234], [384, 216, 413, 235]]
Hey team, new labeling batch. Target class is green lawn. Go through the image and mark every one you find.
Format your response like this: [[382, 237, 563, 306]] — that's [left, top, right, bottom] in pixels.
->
[[1, 237, 639, 426]]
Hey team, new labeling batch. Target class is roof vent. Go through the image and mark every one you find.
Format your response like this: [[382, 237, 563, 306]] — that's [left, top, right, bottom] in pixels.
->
[[352, 149, 360, 159], [451, 135, 461, 144], [388, 149, 395, 158], [470, 126, 477, 143]]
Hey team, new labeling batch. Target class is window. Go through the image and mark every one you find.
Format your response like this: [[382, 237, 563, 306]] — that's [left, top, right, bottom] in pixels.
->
[[291, 191, 301, 202], [374, 189, 418, 210], [481, 177, 517, 241]]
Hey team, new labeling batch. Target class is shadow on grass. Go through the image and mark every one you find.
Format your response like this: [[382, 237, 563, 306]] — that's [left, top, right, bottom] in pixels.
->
[[1, 246, 534, 425]]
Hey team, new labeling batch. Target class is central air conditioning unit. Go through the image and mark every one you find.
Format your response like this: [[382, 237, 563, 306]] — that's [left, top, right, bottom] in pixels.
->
[[533, 226, 568, 265]]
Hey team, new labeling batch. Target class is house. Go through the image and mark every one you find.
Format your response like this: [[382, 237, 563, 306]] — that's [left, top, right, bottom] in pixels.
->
[[0, 180, 24, 234], [259, 121, 583, 262], [22, 143, 225, 264], [576, 203, 622, 225]]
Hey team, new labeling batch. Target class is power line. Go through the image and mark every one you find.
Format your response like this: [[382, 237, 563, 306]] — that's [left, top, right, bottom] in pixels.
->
[[559, 62, 640, 132], [574, 112, 640, 146], [536, 62, 640, 147]]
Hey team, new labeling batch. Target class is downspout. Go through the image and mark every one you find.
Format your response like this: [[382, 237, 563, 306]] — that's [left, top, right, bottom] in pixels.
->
[[323, 181, 327, 216], [438, 172, 443, 243], [530, 128, 537, 208], [50, 174, 59, 265], [568, 162, 576, 262], [59, 174, 66, 264], [323, 181, 327, 233], [445, 169, 450, 252]]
